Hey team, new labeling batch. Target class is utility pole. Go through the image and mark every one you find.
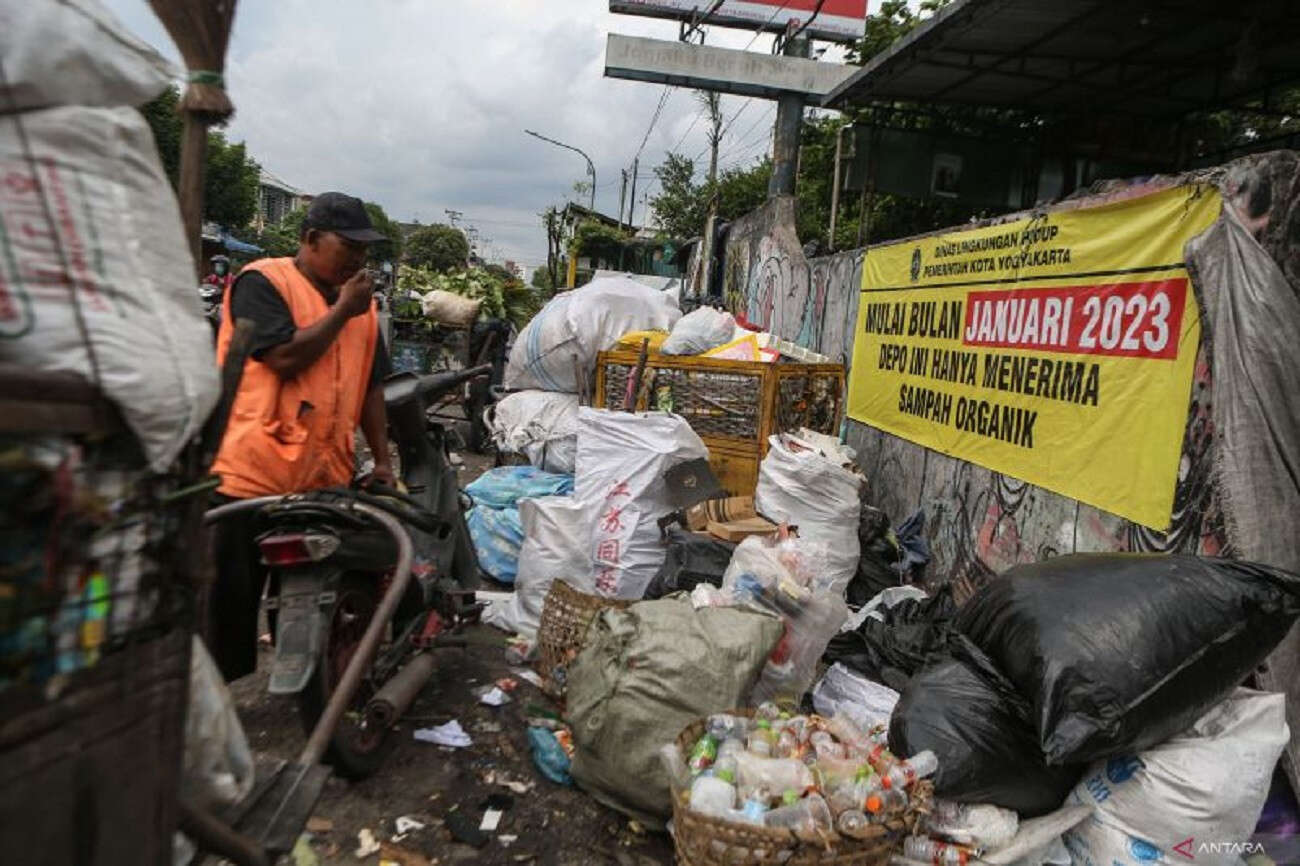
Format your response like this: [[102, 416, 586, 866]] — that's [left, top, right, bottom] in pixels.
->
[[768, 33, 809, 198], [700, 90, 723, 299], [618, 169, 629, 231], [626, 157, 639, 228]]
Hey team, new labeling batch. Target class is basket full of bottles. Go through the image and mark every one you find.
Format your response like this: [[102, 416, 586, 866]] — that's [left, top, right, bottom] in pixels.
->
[[664, 703, 936, 866]]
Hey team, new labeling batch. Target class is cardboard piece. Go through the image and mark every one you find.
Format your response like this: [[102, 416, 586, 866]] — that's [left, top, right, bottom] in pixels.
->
[[686, 496, 756, 531], [707, 516, 778, 542]]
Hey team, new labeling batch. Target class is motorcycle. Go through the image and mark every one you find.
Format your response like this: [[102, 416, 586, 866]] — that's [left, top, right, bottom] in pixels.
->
[[199, 282, 222, 334], [237, 364, 491, 777]]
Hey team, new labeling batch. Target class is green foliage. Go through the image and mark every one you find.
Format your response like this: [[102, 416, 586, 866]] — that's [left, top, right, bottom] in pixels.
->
[[649, 154, 772, 240], [569, 220, 630, 264], [240, 206, 304, 257], [405, 224, 469, 272], [139, 85, 260, 228], [362, 202, 403, 263], [138, 84, 181, 181], [396, 265, 541, 329], [204, 131, 260, 228]]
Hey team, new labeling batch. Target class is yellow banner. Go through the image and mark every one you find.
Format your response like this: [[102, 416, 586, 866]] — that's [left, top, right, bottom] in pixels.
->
[[847, 185, 1222, 529]]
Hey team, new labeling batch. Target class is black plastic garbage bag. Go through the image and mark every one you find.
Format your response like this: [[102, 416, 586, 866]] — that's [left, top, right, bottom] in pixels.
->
[[644, 528, 736, 599], [956, 553, 1300, 766], [888, 634, 1082, 817], [847, 505, 902, 607], [824, 585, 957, 691]]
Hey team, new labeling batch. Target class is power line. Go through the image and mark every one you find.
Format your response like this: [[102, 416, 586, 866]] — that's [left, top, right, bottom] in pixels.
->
[[671, 107, 706, 154], [635, 86, 673, 160]]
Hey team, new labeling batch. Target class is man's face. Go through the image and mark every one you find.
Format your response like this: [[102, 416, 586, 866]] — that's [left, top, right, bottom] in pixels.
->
[[301, 229, 368, 286]]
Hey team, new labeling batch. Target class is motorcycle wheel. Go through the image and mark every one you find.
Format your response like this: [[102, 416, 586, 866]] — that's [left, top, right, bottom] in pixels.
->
[[295, 573, 394, 779]]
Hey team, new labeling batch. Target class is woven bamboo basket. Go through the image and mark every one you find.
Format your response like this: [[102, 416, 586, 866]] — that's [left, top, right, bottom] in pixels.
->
[[670, 712, 932, 866], [535, 579, 633, 699]]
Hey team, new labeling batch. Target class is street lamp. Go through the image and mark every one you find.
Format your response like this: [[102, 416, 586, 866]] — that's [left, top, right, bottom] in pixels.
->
[[525, 129, 596, 211]]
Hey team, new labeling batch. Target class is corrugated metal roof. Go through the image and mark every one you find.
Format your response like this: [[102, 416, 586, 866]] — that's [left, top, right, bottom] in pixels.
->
[[824, 0, 1300, 117]]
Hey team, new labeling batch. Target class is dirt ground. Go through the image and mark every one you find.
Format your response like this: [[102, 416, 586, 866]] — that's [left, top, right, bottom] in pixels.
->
[[227, 452, 675, 866]]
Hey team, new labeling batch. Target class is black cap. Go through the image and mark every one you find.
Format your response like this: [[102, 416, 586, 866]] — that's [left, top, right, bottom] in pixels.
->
[[302, 192, 386, 243]]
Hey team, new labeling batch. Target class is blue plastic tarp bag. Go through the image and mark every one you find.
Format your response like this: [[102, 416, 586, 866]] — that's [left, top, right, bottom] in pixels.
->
[[465, 466, 574, 510], [466, 505, 526, 583]]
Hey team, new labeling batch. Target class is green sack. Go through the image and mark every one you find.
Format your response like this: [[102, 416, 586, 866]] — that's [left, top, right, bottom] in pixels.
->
[[566, 595, 783, 826]]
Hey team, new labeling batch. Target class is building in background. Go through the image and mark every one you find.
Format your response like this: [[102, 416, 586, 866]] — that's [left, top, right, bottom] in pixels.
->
[[254, 169, 311, 231]]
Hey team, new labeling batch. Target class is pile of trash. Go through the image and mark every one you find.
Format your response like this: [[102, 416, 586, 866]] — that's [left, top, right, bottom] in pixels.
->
[[476, 277, 1300, 865], [666, 703, 935, 837]]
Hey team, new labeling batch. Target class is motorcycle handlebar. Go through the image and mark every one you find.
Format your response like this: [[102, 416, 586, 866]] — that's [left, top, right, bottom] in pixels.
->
[[415, 363, 493, 401]]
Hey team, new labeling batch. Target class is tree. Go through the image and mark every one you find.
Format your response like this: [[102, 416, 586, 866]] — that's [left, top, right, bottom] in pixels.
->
[[139, 85, 260, 228], [243, 206, 304, 257], [649, 153, 772, 240], [405, 224, 469, 272], [362, 202, 403, 263], [204, 131, 260, 229]]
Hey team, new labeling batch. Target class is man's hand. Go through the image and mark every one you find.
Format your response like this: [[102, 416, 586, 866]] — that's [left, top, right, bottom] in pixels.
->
[[335, 270, 375, 319], [368, 462, 397, 489]]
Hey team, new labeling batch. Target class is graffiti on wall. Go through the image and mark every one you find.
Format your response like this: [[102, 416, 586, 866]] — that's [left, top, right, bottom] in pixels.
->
[[719, 198, 864, 367]]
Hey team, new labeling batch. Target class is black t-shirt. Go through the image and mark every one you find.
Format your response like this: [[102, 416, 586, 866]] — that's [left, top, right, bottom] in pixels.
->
[[229, 270, 391, 387]]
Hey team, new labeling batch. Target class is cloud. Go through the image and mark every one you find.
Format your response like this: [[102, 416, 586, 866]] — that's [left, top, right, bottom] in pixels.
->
[[100, 0, 853, 264]]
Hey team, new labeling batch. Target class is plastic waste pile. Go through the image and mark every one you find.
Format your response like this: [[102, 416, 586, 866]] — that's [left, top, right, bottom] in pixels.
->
[[693, 531, 849, 705], [664, 704, 936, 838]]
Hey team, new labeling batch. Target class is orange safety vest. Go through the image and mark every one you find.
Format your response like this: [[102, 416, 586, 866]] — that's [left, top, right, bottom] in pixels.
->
[[212, 257, 378, 498]]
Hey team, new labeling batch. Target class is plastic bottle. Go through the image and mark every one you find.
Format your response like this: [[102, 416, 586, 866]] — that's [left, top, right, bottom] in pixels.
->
[[810, 730, 847, 762], [734, 797, 768, 825], [775, 728, 801, 759], [903, 836, 975, 866], [864, 787, 909, 818], [689, 775, 737, 818], [825, 713, 874, 755], [755, 701, 785, 722], [707, 713, 751, 741], [880, 750, 939, 791], [718, 737, 746, 762], [711, 754, 738, 784], [764, 794, 833, 837], [735, 752, 815, 794], [836, 809, 872, 839], [688, 734, 718, 773]]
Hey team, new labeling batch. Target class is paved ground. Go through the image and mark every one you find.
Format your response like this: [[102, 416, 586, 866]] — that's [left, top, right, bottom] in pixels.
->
[[226, 452, 676, 866]]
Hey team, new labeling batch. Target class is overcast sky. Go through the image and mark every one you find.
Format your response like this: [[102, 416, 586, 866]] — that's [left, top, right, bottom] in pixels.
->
[[102, 0, 866, 266]]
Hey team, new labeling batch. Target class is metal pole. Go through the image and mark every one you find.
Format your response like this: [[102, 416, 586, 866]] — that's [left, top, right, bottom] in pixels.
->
[[828, 124, 846, 251], [627, 157, 639, 228], [525, 129, 596, 211]]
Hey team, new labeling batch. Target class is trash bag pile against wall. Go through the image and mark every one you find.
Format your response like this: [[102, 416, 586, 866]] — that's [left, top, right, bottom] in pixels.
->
[[754, 431, 865, 590], [847, 504, 903, 607], [574, 408, 708, 599], [643, 528, 736, 600], [825, 585, 958, 691], [566, 596, 782, 826], [956, 554, 1300, 765], [481, 496, 591, 637], [1064, 689, 1288, 866], [488, 390, 579, 474], [889, 635, 1083, 817], [505, 276, 681, 393]]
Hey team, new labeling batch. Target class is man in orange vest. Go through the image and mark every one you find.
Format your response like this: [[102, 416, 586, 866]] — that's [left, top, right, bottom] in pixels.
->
[[208, 192, 394, 680]]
